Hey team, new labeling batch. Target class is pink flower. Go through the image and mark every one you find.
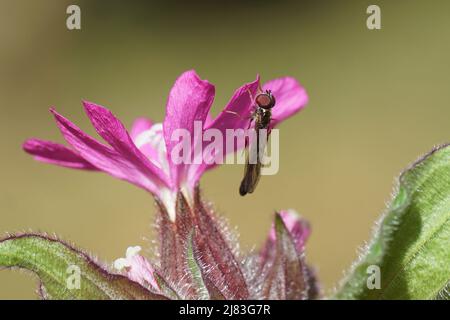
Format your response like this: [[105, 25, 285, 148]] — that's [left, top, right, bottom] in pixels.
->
[[268, 209, 311, 253], [23, 70, 308, 220], [255, 210, 316, 299], [113, 246, 159, 292], [13, 71, 318, 300]]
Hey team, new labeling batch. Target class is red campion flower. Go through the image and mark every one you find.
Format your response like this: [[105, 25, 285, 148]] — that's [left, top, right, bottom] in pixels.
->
[[11, 70, 316, 300]]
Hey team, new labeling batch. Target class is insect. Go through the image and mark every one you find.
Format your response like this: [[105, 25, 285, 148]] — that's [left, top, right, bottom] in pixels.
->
[[239, 89, 276, 196]]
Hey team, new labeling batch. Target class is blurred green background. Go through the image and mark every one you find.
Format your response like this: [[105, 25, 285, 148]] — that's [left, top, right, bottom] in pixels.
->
[[1, 0, 449, 299]]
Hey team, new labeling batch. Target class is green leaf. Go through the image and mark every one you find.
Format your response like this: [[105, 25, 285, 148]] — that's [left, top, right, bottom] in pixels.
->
[[186, 232, 209, 300], [335, 144, 450, 300], [0, 234, 167, 300]]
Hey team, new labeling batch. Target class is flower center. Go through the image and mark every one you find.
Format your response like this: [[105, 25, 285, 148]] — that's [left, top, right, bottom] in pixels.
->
[[134, 123, 171, 177]]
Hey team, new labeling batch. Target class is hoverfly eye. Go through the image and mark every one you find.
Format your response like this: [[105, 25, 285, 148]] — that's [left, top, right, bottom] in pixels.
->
[[255, 93, 275, 109]]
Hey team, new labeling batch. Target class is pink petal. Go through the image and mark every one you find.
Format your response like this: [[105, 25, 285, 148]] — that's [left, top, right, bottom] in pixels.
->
[[130, 117, 153, 140], [201, 76, 261, 172], [83, 101, 168, 187], [262, 77, 308, 127], [205, 76, 260, 133], [163, 70, 215, 188], [126, 255, 160, 292], [50, 108, 167, 195], [23, 138, 98, 170], [278, 210, 311, 251], [204, 113, 214, 128], [202, 76, 307, 173], [270, 210, 310, 253]]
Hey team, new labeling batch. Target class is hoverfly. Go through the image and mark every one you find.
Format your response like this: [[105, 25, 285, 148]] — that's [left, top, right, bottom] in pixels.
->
[[239, 89, 276, 196]]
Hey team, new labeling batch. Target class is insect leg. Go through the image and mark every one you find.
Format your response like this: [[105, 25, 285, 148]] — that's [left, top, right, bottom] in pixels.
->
[[224, 110, 244, 120]]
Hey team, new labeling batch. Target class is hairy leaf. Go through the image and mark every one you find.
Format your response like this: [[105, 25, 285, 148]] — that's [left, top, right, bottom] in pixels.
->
[[434, 281, 449, 300], [335, 144, 450, 299], [0, 234, 167, 300]]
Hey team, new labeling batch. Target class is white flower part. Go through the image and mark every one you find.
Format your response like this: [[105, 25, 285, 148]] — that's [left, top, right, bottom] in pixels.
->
[[113, 245, 142, 271], [113, 258, 129, 271], [180, 182, 193, 206], [160, 187, 177, 222], [134, 123, 163, 149], [134, 123, 170, 177], [135, 124, 179, 222], [126, 245, 142, 258]]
